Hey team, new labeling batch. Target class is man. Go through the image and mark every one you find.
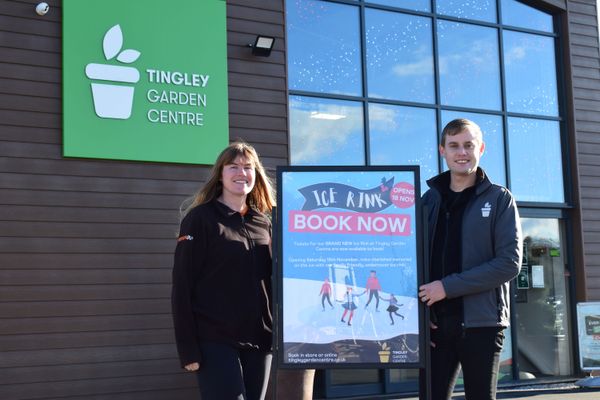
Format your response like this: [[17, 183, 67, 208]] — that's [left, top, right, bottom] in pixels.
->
[[418, 118, 522, 400], [319, 277, 334, 310], [364, 270, 382, 311]]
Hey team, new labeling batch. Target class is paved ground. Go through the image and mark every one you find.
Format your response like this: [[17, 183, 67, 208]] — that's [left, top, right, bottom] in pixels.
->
[[323, 380, 600, 400], [496, 382, 600, 400], [400, 381, 600, 399]]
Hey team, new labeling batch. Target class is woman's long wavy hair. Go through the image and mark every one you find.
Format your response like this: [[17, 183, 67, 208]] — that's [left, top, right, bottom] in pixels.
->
[[181, 141, 276, 218]]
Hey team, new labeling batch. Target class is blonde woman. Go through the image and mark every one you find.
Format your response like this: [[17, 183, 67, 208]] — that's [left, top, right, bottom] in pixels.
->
[[172, 142, 275, 400]]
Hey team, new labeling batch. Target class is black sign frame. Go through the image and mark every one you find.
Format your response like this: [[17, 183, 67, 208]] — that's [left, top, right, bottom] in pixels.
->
[[274, 165, 428, 372]]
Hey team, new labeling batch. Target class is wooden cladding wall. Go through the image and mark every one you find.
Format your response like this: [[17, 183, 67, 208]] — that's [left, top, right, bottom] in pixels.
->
[[567, 0, 600, 299], [0, 0, 287, 399], [227, 0, 288, 169]]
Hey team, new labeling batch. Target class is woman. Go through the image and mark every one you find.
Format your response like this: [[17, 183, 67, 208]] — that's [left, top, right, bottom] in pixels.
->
[[339, 287, 359, 326], [383, 293, 404, 325], [171, 141, 275, 400]]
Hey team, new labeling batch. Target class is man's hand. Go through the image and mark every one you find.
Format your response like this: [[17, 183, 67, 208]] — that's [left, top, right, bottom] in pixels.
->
[[418, 280, 447, 306], [184, 362, 200, 372]]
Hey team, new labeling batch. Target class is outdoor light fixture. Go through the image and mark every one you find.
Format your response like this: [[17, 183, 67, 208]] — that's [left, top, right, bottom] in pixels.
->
[[35, 2, 49, 15], [249, 35, 275, 57]]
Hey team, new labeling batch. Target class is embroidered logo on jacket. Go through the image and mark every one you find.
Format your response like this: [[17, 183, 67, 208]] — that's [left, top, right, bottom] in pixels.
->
[[177, 235, 194, 242], [481, 202, 492, 218]]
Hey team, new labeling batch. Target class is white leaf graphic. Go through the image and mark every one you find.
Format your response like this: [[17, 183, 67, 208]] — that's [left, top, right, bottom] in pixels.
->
[[117, 49, 141, 64], [103, 25, 123, 60]]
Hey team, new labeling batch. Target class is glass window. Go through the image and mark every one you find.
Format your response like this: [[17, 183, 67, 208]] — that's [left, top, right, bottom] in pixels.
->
[[507, 117, 564, 203], [365, 9, 434, 103], [330, 369, 380, 385], [437, 21, 501, 111], [441, 111, 506, 186], [499, 326, 514, 381], [289, 96, 365, 166], [286, 1, 569, 394], [501, 0, 554, 33], [389, 368, 419, 390], [367, 0, 430, 12], [369, 104, 437, 189], [515, 218, 573, 377], [287, 0, 362, 95], [436, 0, 497, 23], [503, 31, 559, 116]]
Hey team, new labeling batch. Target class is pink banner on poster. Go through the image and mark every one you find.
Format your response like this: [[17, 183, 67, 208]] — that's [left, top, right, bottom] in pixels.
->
[[289, 210, 411, 236]]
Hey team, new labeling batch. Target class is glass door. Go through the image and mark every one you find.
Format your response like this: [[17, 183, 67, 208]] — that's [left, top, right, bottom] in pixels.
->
[[514, 217, 573, 378]]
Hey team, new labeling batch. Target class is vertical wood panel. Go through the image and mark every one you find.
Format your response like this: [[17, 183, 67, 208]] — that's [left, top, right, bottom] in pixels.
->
[[566, 0, 600, 301], [226, 0, 289, 169]]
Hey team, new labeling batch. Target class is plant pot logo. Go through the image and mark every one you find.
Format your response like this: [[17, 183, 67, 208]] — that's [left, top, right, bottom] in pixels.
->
[[378, 342, 391, 363], [85, 25, 141, 119]]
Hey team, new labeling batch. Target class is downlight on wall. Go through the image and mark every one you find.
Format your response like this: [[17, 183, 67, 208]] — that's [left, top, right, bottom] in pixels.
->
[[249, 35, 275, 57]]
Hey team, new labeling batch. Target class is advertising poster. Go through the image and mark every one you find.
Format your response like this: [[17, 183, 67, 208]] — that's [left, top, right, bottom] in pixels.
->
[[577, 302, 600, 370], [277, 166, 423, 367]]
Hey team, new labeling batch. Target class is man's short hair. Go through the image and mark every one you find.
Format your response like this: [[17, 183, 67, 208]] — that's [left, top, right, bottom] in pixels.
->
[[441, 118, 483, 147]]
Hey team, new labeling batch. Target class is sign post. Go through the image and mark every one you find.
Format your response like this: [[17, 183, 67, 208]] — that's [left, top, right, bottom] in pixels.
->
[[576, 302, 600, 387], [275, 166, 429, 396]]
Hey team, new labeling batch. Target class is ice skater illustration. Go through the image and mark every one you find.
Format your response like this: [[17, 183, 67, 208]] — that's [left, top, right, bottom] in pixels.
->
[[319, 277, 334, 310], [364, 270, 382, 311], [339, 287, 360, 326], [383, 293, 404, 325]]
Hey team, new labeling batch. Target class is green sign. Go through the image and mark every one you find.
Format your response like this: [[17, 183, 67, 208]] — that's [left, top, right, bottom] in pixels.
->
[[517, 265, 529, 289], [63, 0, 229, 164]]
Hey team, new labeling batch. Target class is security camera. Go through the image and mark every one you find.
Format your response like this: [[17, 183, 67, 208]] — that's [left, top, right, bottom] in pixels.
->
[[36, 2, 49, 16]]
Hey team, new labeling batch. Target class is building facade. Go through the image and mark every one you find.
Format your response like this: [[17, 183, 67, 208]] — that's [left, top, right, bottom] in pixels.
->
[[0, 0, 599, 398]]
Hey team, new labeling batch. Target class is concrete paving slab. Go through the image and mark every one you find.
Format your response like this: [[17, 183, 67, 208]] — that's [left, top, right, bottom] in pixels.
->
[[399, 383, 600, 400]]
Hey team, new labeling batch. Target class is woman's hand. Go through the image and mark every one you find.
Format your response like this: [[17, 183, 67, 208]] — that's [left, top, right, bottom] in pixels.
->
[[184, 362, 200, 372]]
